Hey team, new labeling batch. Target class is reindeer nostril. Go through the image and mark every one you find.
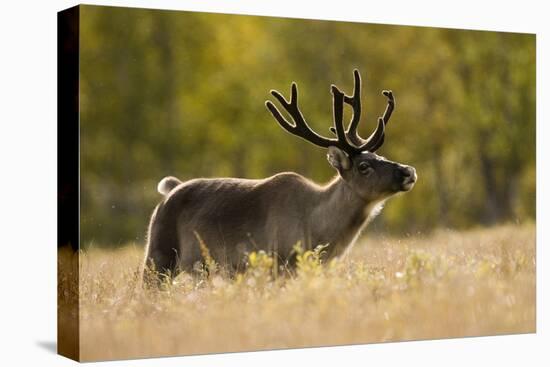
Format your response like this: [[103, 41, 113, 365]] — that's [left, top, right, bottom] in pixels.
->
[[393, 169, 404, 180]]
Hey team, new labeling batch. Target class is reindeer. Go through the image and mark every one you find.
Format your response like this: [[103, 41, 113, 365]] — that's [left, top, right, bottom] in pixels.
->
[[143, 70, 416, 282]]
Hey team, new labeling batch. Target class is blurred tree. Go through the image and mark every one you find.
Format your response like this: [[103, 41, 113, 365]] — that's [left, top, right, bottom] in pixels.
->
[[77, 6, 535, 246]]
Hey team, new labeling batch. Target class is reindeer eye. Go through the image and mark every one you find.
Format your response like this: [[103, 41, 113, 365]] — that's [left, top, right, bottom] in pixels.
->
[[358, 162, 372, 175]]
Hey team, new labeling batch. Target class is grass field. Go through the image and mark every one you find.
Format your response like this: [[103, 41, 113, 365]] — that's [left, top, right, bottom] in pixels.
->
[[59, 224, 535, 361]]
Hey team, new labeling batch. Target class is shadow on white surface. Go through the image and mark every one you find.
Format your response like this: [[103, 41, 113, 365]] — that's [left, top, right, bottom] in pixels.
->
[[36, 341, 56, 354]]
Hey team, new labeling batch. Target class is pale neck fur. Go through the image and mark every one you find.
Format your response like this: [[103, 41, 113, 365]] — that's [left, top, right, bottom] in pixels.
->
[[309, 176, 385, 256]]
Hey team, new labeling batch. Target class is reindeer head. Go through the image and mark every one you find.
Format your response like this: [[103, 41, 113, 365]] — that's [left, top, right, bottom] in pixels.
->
[[266, 69, 417, 202]]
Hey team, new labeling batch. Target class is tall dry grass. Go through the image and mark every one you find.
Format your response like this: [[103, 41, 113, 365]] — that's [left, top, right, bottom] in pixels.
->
[[61, 224, 535, 361]]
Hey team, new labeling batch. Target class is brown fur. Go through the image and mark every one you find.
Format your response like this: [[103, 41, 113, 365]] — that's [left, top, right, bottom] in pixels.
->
[[144, 150, 416, 281]]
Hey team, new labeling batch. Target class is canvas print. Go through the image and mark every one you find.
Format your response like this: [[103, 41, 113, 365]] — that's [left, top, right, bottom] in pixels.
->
[[57, 5, 536, 362]]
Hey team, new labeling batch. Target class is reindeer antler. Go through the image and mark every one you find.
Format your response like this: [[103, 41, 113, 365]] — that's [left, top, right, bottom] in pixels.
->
[[265, 82, 363, 156], [330, 69, 395, 153], [367, 90, 394, 152], [266, 70, 395, 155]]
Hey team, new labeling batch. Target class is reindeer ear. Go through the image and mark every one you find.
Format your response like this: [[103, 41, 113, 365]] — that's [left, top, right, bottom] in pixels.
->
[[327, 146, 351, 171]]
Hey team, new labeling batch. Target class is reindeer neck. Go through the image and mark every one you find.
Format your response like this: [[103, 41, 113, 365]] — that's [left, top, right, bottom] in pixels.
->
[[309, 176, 370, 254]]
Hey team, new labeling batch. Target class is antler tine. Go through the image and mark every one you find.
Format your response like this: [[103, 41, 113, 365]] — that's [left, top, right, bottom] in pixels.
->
[[381, 90, 395, 124], [265, 83, 302, 133], [265, 83, 335, 150], [362, 117, 386, 151], [344, 69, 365, 146], [348, 87, 395, 152], [336, 71, 396, 152], [330, 86, 366, 156], [329, 69, 363, 145], [367, 90, 395, 152], [330, 86, 348, 148], [330, 69, 376, 150]]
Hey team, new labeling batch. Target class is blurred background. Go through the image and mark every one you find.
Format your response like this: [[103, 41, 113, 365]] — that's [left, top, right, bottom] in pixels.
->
[[79, 5, 535, 248]]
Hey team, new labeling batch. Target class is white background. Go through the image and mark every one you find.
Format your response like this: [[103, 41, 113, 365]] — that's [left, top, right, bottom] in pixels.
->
[[0, 0, 547, 365]]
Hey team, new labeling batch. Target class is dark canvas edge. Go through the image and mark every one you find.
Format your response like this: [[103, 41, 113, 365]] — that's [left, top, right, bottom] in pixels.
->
[[57, 4, 80, 362]]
